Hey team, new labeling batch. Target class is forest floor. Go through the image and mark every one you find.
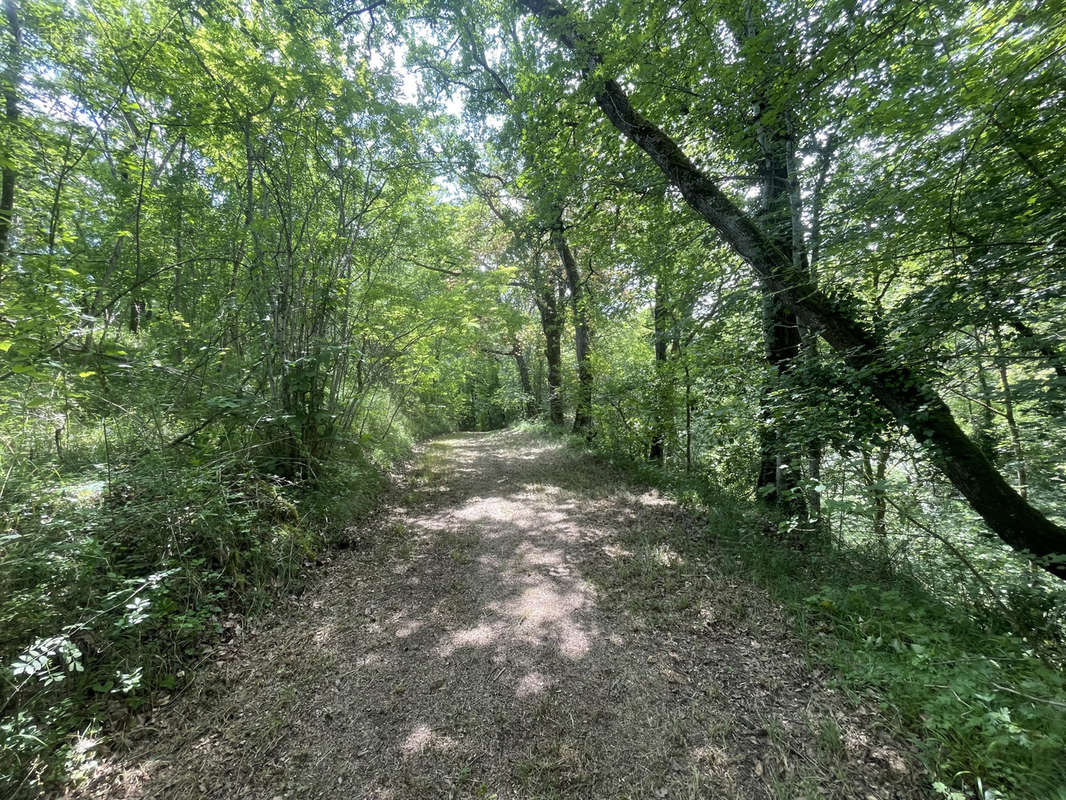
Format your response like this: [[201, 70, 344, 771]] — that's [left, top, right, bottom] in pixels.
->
[[64, 429, 929, 800]]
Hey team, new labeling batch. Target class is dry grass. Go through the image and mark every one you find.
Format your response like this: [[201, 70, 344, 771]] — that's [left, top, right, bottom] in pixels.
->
[[60, 429, 928, 800]]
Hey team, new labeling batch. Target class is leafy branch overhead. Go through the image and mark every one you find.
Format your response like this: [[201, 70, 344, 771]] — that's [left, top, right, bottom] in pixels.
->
[[1, 0, 1065, 797]]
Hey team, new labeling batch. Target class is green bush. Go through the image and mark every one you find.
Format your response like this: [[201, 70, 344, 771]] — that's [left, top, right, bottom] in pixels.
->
[[801, 582, 1066, 799], [0, 437, 395, 796], [586, 435, 1066, 800]]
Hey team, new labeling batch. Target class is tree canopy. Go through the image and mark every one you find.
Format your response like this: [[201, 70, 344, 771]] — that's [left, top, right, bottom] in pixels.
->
[[2, 0, 1065, 796]]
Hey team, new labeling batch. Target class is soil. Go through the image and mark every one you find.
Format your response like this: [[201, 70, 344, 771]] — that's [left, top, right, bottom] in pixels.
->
[[64, 429, 928, 800]]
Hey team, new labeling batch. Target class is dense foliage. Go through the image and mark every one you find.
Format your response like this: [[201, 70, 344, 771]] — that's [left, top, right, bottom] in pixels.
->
[[1, 0, 1064, 796]]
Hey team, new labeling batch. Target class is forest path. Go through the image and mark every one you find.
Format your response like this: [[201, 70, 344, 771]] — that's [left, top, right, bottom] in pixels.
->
[[71, 429, 925, 800]]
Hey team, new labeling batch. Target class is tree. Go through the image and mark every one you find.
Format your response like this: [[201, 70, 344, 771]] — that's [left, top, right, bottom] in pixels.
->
[[0, 0, 19, 273], [551, 209, 593, 435], [515, 0, 1066, 575]]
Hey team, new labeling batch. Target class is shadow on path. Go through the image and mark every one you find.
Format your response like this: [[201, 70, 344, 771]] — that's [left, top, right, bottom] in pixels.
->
[[67, 430, 926, 800]]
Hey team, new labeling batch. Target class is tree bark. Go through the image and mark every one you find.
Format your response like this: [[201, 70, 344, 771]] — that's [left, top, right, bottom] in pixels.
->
[[739, 15, 807, 519], [972, 334, 999, 462], [518, 0, 1066, 576], [535, 277, 565, 426], [795, 129, 831, 523], [0, 0, 21, 277], [510, 341, 535, 418], [650, 277, 669, 464], [993, 325, 1028, 500], [755, 269, 805, 516], [552, 216, 593, 435], [861, 443, 891, 538]]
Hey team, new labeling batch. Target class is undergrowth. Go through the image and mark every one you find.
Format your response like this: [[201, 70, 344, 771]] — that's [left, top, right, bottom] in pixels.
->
[[0, 438, 395, 797], [577, 433, 1066, 800], [739, 537, 1066, 800]]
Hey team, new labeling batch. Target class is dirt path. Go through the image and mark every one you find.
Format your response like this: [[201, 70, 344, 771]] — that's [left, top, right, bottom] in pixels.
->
[[70, 430, 926, 800]]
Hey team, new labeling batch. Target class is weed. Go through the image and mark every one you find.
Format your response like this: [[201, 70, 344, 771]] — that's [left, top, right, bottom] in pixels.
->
[[588, 441, 1066, 800], [0, 439, 397, 797]]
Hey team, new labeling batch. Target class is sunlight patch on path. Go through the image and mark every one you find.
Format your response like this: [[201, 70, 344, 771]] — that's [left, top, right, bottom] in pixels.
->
[[401, 724, 456, 757], [65, 429, 927, 800]]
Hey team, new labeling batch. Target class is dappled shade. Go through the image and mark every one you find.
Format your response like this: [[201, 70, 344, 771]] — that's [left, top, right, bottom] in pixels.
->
[[69, 431, 923, 799]]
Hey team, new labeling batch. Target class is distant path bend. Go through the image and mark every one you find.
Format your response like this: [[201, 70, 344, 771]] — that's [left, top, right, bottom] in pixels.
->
[[70, 429, 926, 800]]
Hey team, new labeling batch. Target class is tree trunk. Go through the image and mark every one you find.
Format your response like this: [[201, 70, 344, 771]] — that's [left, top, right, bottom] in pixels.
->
[[129, 125, 151, 333], [755, 274, 806, 514], [794, 130, 828, 523], [0, 0, 21, 277], [993, 325, 1028, 500], [973, 335, 998, 462], [684, 357, 693, 472], [512, 340, 538, 419], [650, 277, 669, 464], [536, 285, 564, 426], [533, 354, 545, 409], [752, 86, 806, 518], [862, 443, 891, 538], [518, 0, 1066, 577], [552, 216, 592, 435], [172, 135, 187, 316]]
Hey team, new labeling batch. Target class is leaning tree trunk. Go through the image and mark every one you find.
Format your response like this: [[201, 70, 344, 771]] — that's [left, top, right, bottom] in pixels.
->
[[552, 216, 593, 436], [518, 0, 1066, 577]]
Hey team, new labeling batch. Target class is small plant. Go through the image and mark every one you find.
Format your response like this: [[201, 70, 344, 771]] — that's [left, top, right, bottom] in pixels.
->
[[592, 439, 1066, 800], [0, 431, 400, 796]]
